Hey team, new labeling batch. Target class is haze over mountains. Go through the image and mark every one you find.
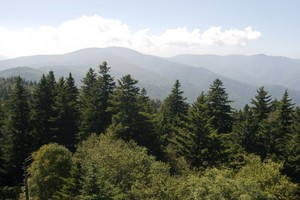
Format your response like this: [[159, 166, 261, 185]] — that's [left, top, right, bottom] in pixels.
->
[[0, 47, 299, 108]]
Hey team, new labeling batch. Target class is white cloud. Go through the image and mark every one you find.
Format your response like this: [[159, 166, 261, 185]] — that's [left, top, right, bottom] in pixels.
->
[[0, 15, 262, 57]]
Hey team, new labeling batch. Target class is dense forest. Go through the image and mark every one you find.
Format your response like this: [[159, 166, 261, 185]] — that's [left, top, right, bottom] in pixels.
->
[[0, 61, 299, 199]]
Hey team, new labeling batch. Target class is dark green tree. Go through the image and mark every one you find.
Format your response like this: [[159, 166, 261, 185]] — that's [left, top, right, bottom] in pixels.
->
[[157, 80, 189, 146], [285, 107, 300, 183], [4, 76, 32, 186], [173, 93, 223, 169], [97, 61, 115, 132], [78, 68, 100, 140], [78, 64, 115, 140], [108, 75, 157, 150], [251, 86, 272, 122], [50, 74, 79, 150], [31, 72, 57, 147], [207, 79, 233, 134]]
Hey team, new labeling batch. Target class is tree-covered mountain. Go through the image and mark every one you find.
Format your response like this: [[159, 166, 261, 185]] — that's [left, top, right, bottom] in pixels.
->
[[170, 54, 300, 91], [1, 47, 300, 108]]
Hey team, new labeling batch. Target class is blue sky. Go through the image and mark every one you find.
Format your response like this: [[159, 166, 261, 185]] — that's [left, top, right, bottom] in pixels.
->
[[0, 0, 299, 58]]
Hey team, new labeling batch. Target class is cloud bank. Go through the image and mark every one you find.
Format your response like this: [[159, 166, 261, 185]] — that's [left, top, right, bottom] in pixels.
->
[[0, 15, 262, 57]]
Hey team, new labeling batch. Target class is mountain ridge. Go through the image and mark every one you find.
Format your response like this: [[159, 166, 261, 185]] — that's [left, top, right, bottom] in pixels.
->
[[0, 47, 299, 108]]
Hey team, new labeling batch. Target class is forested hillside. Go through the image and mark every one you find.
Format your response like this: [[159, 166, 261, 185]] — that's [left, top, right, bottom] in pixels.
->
[[0, 62, 299, 199]]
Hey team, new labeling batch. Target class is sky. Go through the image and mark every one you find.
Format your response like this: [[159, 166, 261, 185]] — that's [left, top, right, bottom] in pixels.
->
[[0, 0, 299, 58]]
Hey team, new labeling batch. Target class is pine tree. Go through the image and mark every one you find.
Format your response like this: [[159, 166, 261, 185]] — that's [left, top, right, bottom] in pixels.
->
[[4, 76, 32, 185], [78, 68, 100, 140], [108, 75, 157, 150], [97, 62, 115, 132], [285, 107, 300, 183], [78, 64, 115, 141], [207, 79, 233, 134], [157, 80, 189, 146], [50, 74, 79, 150], [250, 86, 272, 122], [31, 72, 56, 147], [173, 93, 224, 168]]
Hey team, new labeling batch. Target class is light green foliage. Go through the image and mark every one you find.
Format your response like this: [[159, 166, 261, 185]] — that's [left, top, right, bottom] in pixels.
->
[[173, 155, 298, 200], [75, 133, 172, 199], [28, 143, 73, 200]]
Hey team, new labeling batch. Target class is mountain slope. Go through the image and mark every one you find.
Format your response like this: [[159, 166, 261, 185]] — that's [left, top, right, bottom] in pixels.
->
[[170, 54, 300, 91], [0, 47, 299, 108]]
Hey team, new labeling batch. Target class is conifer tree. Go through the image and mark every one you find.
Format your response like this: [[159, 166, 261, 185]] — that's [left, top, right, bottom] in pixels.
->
[[51, 74, 79, 150], [97, 62, 115, 132], [250, 86, 272, 122], [78, 63, 115, 141], [157, 80, 189, 145], [108, 75, 157, 150], [78, 68, 100, 140], [31, 72, 56, 147], [4, 76, 32, 184], [207, 79, 233, 134]]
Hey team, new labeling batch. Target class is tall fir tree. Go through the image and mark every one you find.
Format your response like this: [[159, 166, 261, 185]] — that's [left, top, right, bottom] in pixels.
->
[[50, 74, 79, 150], [97, 62, 115, 133], [207, 79, 233, 134], [250, 86, 272, 122], [157, 80, 189, 146], [173, 93, 223, 169], [78, 64, 115, 141], [4, 76, 32, 185], [285, 107, 300, 183], [78, 68, 100, 140], [31, 72, 56, 147], [108, 75, 157, 151]]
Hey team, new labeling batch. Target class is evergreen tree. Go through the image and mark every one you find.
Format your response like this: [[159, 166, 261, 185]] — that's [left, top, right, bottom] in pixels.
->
[[285, 107, 300, 183], [51, 74, 79, 150], [173, 93, 222, 168], [157, 80, 189, 146], [78, 64, 115, 141], [97, 62, 115, 132], [108, 75, 157, 150], [31, 72, 56, 147], [250, 86, 272, 122], [78, 68, 100, 140], [4, 76, 32, 185], [207, 79, 233, 134]]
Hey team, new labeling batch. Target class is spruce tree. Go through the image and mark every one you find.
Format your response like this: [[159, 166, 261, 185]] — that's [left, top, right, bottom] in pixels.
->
[[157, 80, 189, 145], [97, 62, 115, 132], [207, 79, 233, 134], [78, 68, 100, 140], [4, 76, 32, 185], [31, 72, 56, 147], [108, 75, 157, 150], [250, 86, 272, 122], [50, 74, 79, 150], [78, 64, 115, 141]]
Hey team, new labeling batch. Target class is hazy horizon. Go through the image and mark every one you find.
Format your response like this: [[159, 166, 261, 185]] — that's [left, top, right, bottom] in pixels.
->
[[0, 0, 299, 59]]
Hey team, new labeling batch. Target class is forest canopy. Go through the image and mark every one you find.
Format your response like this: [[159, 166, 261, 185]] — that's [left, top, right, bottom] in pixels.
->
[[0, 62, 299, 199]]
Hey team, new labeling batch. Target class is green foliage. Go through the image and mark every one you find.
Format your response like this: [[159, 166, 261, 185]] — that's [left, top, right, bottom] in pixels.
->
[[108, 74, 158, 152], [75, 133, 172, 199], [207, 79, 233, 134], [157, 80, 189, 154], [28, 143, 73, 200], [31, 72, 57, 147], [50, 74, 79, 150], [78, 63, 115, 140], [173, 93, 224, 169], [173, 155, 298, 200]]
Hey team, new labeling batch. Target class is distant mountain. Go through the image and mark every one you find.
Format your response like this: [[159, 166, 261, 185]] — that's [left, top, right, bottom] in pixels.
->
[[170, 54, 300, 91], [0, 67, 43, 81], [0, 55, 8, 60], [0, 47, 299, 108]]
